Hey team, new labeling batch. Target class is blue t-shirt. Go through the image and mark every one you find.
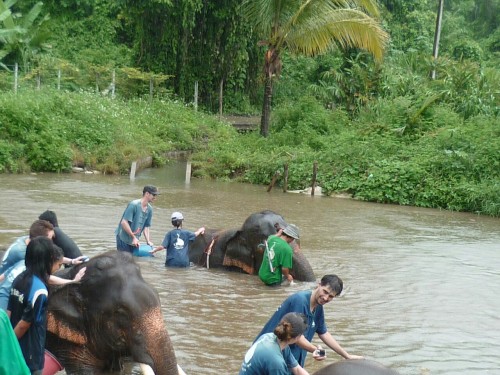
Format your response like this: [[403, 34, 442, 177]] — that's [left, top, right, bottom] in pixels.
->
[[255, 290, 328, 368], [0, 260, 26, 311], [240, 333, 295, 375], [115, 199, 153, 245], [162, 229, 195, 267], [0, 236, 28, 274], [8, 272, 48, 372]]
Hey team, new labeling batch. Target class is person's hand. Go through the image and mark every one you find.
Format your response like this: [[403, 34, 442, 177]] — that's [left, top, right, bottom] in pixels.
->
[[312, 346, 326, 361], [72, 256, 89, 265], [200, 227, 205, 235], [72, 267, 86, 283], [132, 236, 140, 247], [346, 354, 364, 360], [146, 240, 153, 247]]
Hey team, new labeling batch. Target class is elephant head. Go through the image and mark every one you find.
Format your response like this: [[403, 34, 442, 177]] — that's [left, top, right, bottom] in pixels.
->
[[189, 210, 315, 282], [312, 359, 401, 375], [46, 251, 178, 375]]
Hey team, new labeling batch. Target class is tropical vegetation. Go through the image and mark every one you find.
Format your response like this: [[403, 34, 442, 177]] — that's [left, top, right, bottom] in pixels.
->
[[0, 0, 499, 216]]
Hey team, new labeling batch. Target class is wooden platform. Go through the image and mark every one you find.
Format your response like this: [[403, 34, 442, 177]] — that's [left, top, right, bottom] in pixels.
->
[[222, 115, 260, 132]]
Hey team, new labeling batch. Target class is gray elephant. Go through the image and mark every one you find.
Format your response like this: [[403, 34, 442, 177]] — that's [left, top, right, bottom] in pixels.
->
[[189, 210, 316, 282], [313, 359, 401, 375], [46, 251, 179, 375]]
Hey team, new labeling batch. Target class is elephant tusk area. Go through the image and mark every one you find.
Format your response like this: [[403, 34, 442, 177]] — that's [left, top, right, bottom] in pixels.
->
[[139, 363, 155, 375]]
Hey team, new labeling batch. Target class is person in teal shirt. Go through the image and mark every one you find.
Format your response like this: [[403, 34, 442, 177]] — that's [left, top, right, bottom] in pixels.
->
[[239, 312, 310, 375], [258, 224, 300, 286], [0, 308, 30, 374], [116, 185, 159, 253]]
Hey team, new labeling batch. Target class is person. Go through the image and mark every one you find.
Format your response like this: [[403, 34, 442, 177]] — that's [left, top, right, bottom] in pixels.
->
[[258, 223, 300, 286], [0, 220, 86, 310], [240, 312, 310, 375], [116, 185, 159, 253], [254, 274, 363, 373], [38, 209, 83, 259], [0, 309, 30, 374], [150, 211, 205, 267], [7, 237, 65, 374]]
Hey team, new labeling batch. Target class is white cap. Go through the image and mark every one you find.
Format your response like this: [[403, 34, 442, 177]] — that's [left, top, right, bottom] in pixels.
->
[[171, 211, 184, 220]]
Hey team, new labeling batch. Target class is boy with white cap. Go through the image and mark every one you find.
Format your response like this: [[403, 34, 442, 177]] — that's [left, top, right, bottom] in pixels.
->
[[150, 212, 205, 267]]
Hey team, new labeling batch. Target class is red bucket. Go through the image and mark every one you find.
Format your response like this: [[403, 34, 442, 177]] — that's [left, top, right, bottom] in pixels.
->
[[43, 350, 64, 375]]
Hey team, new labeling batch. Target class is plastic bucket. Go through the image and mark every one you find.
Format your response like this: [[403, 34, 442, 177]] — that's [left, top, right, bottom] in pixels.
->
[[133, 244, 154, 257], [43, 350, 64, 375]]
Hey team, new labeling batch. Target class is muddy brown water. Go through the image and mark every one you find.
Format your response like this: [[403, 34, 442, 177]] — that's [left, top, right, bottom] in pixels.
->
[[1, 162, 499, 375]]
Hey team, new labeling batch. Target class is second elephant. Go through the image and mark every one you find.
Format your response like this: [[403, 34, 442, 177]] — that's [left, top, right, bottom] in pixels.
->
[[189, 210, 316, 282]]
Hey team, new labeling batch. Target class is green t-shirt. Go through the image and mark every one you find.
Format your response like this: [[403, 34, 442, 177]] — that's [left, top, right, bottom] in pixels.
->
[[258, 235, 293, 285], [0, 309, 30, 374]]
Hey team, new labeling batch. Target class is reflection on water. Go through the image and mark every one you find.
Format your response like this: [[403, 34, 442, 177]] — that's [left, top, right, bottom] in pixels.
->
[[1, 162, 499, 375]]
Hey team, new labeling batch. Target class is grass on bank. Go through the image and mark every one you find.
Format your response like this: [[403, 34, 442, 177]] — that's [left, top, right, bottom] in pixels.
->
[[0, 89, 498, 216]]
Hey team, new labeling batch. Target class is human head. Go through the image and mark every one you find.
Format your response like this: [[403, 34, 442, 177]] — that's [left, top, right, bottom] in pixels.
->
[[38, 210, 59, 227], [29, 219, 55, 240], [50, 245, 65, 274], [282, 224, 300, 241], [25, 236, 56, 283], [171, 211, 184, 228], [274, 312, 308, 342], [143, 185, 159, 197], [312, 274, 343, 306]]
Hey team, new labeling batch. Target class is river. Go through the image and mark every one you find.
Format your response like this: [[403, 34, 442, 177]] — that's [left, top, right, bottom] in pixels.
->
[[0, 161, 499, 375]]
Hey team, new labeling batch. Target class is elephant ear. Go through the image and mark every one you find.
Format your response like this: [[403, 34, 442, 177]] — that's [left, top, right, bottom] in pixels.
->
[[223, 229, 256, 274]]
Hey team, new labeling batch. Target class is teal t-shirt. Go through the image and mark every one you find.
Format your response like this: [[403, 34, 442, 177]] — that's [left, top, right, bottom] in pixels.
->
[[115, 199, 153, 245], [239, 333, 292, 375], [0, 305, 30, 374], [258, 235, 293, 285]]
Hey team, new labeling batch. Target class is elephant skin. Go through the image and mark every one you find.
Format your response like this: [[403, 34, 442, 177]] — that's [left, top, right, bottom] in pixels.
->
[[46, 251, 178, 375], [312, 359, 401, 375], [189, 210, 316, 282]]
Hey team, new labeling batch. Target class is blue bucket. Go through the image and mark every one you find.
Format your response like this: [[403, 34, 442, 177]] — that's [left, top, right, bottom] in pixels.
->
[[133, 244, 154, 257]]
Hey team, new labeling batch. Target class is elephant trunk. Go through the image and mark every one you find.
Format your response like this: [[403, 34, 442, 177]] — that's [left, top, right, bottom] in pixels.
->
[[291, 249, 316, 282], [134, 307, 178, 375]]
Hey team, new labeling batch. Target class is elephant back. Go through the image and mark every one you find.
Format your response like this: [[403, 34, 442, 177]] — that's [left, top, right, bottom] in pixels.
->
[[312, 359, 401, 375]]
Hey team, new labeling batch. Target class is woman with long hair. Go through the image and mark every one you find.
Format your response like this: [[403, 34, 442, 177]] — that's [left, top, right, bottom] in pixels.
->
[[240, 312, 310, 374], [7, 236, 64, 374]]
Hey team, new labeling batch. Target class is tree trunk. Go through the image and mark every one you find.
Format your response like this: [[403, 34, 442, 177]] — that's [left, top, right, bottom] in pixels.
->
[[431, 0, 444, 79], [260, 75, 272, 137]]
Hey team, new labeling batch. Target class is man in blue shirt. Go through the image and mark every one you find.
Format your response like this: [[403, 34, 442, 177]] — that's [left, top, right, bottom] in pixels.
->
[[254, 274, 363, 373], [116, 185, 159, 253]]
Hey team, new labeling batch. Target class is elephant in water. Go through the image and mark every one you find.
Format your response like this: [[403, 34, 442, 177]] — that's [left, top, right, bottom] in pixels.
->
[[189, 210, 316, 282], [46, 251, 180, 375], [313, 359, 401, 375]]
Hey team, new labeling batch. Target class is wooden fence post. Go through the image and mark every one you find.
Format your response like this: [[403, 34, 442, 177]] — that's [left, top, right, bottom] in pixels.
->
[[267, 170, 281, 192], [311, 161, 318, 196], [14, 63, 18, 94], [283, 163, 289, 193], [194, 81, 198, 111]]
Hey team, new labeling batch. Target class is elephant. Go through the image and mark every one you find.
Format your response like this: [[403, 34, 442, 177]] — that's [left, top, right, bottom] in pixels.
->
[[312, 359, 401, 375], [189, 210, 316, 282], [46, 250, 179, 375]]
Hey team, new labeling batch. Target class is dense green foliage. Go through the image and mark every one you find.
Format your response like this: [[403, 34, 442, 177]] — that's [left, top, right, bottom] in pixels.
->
[[0, 89, 233, 174], [1, 0, 499, 216]]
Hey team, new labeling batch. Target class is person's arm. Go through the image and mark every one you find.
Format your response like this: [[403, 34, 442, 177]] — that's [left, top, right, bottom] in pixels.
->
[[0, 273, 4, 282], [150, 245, 165, 254], [282, 267, 294, 283], [318, 331, 364, 360], [48, 267, 86, 285], [143, 227, 152, 246], [13, 319, 31, 339], [62, 256, 87, 266], [291, 364, 310, 375], [121, 219, 140, 247]]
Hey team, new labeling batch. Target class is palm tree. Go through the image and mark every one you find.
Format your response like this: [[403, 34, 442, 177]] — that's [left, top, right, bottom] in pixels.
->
[[242, 0, 389, 137]]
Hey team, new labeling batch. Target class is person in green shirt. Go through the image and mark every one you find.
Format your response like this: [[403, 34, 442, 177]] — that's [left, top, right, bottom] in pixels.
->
[[0, 308, 30, 375], [258, 224, 300, 286]]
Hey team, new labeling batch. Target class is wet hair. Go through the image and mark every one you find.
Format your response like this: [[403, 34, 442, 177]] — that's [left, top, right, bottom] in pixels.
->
[[38, 210, 59, 227], [320, 274, 343, 296], [172, 219, 183, 228], [25, 236, 55, 284], [29, 219, 54, 239], [274, 312, 308, 342], [50, 244, 64, 265]]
